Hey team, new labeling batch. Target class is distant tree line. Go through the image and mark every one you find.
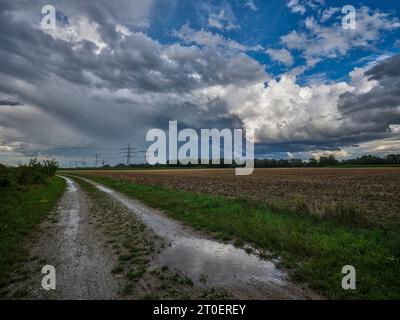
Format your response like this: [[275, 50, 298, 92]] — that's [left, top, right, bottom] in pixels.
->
[[0, 158, 58, 188], [75, 154, 400, 169], [254, 154, 400, 168]]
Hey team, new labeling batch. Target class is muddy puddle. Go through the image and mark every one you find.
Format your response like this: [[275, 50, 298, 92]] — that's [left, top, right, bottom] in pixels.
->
[[81, 178, 317, 299]]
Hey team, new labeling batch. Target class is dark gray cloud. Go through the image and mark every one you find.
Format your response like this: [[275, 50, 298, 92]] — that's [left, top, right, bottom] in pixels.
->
[[338, 54, 400, 136], [0, 100, 22, 106], [256, 131, 393, 154], [0, 1, 264, 163], [366, 54, 400, 80], [0, 1, 266, 92]]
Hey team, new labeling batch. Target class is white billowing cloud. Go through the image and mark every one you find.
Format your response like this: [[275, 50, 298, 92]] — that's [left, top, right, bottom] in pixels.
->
[[266, 48, 294, 67], [193, 64, 380, 146], [282, 7, 400, 65], [234, 77, 351, 143], [194, 76, 347, 143]]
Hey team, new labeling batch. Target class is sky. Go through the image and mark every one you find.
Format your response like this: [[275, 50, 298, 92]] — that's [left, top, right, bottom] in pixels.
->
[[0, 0, 400, 166]]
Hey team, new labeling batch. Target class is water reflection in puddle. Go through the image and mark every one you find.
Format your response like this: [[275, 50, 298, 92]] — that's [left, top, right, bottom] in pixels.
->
[[159, 236, 284, 286]]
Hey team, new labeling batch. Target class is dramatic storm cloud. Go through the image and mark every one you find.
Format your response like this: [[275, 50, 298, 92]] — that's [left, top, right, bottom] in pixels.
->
[[0, 0, 400, 165], [338, 54, 400, 137]]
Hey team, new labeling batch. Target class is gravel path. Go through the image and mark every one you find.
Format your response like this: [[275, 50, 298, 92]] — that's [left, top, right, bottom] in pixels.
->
[[7, 177, 123, 299]]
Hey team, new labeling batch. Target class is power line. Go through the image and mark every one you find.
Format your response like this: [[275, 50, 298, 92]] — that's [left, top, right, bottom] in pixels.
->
[[127, 144, 132, 166], [119, 144, 148, 166], [120, 144, 134, 166]]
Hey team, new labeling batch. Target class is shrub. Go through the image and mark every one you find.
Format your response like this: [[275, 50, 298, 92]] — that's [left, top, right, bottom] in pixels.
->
[[0, 159, 58, 188], [0, 164, 13, 188]]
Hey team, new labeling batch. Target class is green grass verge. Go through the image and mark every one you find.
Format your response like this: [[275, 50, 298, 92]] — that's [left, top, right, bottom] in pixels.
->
[[77, 175, 400, 300], [0, 177, 66, 288]]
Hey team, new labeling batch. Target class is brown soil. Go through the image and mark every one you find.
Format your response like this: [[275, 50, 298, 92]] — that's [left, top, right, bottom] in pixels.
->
[[77, 168, 400, 228]]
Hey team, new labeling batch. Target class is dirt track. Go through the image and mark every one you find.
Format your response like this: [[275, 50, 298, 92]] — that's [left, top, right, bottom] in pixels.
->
[[5, 177, 123, 299], [5, 175, 320, 300]]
